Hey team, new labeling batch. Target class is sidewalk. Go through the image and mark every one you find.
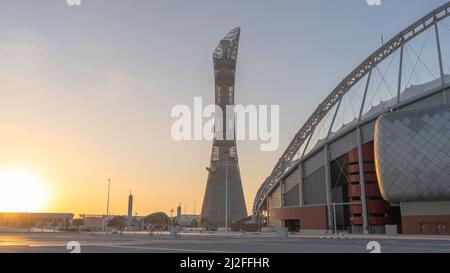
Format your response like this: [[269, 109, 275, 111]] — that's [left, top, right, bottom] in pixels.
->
[[179, 230, 450, 241], [65, 230, 450, 242], [289, 232, 450, 241]]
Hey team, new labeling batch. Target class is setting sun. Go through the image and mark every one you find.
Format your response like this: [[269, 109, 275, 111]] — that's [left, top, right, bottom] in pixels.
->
[[0, 169, 50, 213]]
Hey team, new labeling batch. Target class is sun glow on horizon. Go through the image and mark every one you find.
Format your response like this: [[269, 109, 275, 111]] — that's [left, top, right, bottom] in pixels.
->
[[0, 168, 50, 213]]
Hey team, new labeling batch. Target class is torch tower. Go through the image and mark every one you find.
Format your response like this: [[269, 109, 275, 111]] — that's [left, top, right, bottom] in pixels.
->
[[201, 27, 248, 228]]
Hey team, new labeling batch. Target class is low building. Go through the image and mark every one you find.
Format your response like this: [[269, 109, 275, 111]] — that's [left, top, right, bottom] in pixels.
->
[[176, 214, 201, 226], [80, 214, 111, 232], [0, 212, 74, 231]]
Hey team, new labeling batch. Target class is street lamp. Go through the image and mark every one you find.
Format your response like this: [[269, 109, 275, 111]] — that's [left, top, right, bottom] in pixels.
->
[[106, 178, 111, 217], [105, 178, 111, 233], [224, 151, 229, 237]]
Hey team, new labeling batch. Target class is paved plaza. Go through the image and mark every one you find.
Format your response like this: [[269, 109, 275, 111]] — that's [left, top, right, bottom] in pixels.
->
[[0, 232, 449, 253]]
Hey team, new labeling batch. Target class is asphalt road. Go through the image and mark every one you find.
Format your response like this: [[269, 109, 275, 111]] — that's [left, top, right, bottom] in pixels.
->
[[0, 232, 449, 253]]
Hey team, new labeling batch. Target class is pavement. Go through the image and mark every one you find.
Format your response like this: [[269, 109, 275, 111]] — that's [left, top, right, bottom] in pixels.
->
[[0, 231, 449, 253]]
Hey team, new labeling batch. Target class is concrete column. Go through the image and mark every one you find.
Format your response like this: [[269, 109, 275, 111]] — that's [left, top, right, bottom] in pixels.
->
[[434, 13, 447, 104], [396, 44, 404, 108], [356, 127, 369, 234], [298, 162, 304, 207], [324, 145, 334, 233], [359, 69, 372, 120], [279, 183, 284, 228]]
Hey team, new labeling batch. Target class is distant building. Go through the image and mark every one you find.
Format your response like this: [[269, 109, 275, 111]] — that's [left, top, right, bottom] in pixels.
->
[[173, 204, 200, 226], [176, 204, 182, 224], [127, 192, 133, 224], [80, 214, 110, 232], [176, 214, 201, 227], [0, 212, 74, 231]]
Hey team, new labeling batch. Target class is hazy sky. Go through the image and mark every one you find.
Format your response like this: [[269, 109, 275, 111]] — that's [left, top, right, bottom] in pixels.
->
[[0, 0, 448, 216]]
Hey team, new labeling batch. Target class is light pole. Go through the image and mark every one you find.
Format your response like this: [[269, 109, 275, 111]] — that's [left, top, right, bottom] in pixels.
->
[[333, 202, 337, 236], [106, 178, 111, 233], [106, 178, 111, 216], [224, 151, 229, 237]]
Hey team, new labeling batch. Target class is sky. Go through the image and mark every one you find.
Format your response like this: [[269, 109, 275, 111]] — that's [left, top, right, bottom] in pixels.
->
[[0, 0, 448, 217]]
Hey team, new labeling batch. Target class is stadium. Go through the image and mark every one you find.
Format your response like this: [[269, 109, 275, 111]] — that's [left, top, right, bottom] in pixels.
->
[[252, 2, 450, 235]]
